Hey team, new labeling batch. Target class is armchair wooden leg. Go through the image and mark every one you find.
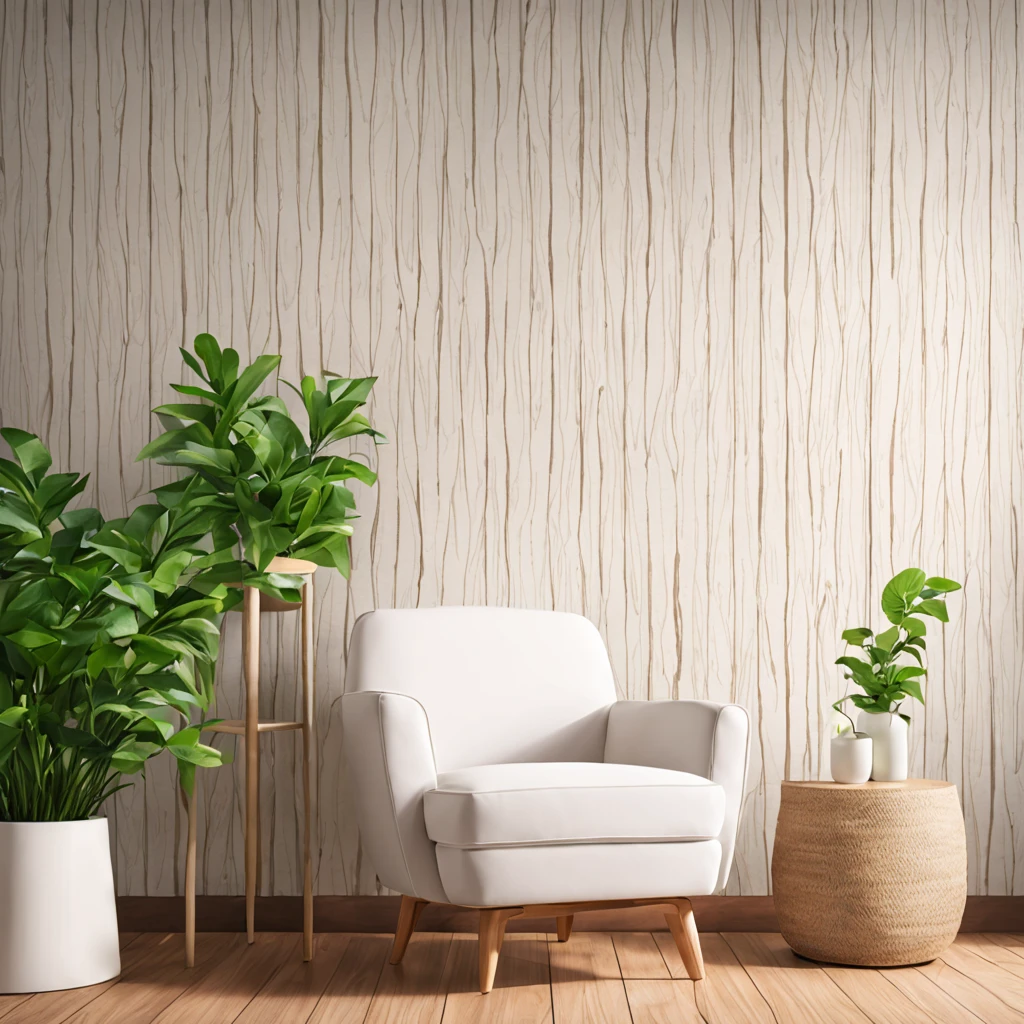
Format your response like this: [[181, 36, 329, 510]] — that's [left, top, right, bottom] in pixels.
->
[[665, 898, 705, 980], [556, 915, 574, 942], [478, 908, 522, 993], [390, 896, 429, 965]]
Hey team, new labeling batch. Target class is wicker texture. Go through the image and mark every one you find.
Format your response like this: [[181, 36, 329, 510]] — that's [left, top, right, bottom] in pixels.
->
[[772, 780, 967, 966]]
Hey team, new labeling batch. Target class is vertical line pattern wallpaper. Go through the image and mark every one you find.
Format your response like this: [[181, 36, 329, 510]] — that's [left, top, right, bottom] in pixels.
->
[[0, 0, 1021, 898]]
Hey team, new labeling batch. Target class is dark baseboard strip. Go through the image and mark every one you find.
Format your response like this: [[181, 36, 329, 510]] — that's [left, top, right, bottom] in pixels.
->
[[116, 894, 1020, 934]]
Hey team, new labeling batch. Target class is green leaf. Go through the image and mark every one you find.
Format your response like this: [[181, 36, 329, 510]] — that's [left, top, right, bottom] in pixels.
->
[[170, 382, 224, 404], [193, 333, 223, 384], [880, 568, 927, 624], [898, 678, 925, 704], [88, 643, 128, 680], [150, 550, 194, 595], [841, 627, 872, 646], [212, 354, 283, 446], [924, 576, 961, 593], [177, 760, 197, 798], [915, 598, 950, 622], [892, 665, 926, 681], [180, 346, 210, 384], [168, 741, 224, 767], [874, 625, 900, 651], [0, 428, 52, 483], [903, 616, 927, 638], [0, 706, 28, 728]]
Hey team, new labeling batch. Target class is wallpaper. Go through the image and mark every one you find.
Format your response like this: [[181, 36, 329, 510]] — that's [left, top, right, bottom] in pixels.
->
[[0, 0, 1021, 898]]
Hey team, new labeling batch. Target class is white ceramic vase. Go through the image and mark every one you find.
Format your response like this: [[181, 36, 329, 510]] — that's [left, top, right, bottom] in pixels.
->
[[830, 732, 873, 784], [0, 818, 121, 993], [856, 710, 909, 782]]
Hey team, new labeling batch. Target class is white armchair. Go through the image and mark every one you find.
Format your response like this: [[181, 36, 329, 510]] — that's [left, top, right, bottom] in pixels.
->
[[342, 607, 750, 993]]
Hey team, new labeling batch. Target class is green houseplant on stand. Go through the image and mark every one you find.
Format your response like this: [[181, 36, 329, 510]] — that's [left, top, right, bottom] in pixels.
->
[[0, 430, 245, 993], [832, 568, 961, 782], [140, 334, 382, 963]]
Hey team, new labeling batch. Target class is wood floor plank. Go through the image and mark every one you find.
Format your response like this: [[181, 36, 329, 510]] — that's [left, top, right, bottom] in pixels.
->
[[549, 932, 632, 1024], [882, 964, 988, 1024], [150, 933, 300, 1024], [623, 980, 704, 1023], [823, 966, 946, 1024], [721, 933, 873, 1024], [955, 935, 1024, 975], [441, 933, 551, 1023], [0, 935, 147, 1023], [0, 996, 32, 1021], [910, 956, 1024, 1023], [307, 935, 390, 1024], [0, 932, 162, 1024], [62, 933, 243, 1024], [985, 935, 1024, 962], [611, 933, 671, 979], [938, 943, 1024, 1008], [233, 935, 352, 1024], [680, 933, 776, 1024], [362, 933, 452, 1024], [12, 930, 1023, 1024]]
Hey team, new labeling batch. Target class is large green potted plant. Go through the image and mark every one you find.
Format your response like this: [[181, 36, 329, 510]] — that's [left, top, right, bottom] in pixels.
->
[[832, 568, 961, 782], [0, 429, 258, 992]]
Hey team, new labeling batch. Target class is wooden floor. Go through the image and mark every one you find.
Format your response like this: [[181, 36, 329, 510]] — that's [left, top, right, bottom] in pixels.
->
[[1, 931, 1023, 1023]]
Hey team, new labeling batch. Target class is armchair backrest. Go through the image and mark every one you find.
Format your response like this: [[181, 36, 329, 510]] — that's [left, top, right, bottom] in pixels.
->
[[345, 607, 617, 771]]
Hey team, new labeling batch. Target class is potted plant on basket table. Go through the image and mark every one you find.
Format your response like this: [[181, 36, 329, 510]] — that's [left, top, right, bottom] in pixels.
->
[[831, 568, 961, 783]]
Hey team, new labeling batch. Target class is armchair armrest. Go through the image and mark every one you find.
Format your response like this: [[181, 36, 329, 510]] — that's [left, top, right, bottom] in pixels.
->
[[604, 700, 750, 891], [341, 691, 448, 903]]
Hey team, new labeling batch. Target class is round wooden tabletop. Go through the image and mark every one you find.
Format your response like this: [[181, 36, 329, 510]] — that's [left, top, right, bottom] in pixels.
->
[[782, 778, 954, 792]]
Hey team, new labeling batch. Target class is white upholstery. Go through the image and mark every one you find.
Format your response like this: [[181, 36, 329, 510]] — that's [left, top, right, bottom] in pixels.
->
[[605, 700, 751, 890], [345, 607, 615, 771], [425, 762, 725, 847], [342, 690, 448, 903], [342, 607, 750, 907], [435, 840, 723, 907]]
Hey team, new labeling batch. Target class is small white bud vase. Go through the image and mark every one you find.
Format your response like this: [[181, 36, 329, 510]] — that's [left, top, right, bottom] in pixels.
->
[[856, 710, 909, 781], [830, 732, 873, 784]]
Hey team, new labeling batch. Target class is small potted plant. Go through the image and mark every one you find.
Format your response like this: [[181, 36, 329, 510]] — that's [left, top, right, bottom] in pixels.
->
[[833, 568, 961, 782], [0, 429, 275, 992]]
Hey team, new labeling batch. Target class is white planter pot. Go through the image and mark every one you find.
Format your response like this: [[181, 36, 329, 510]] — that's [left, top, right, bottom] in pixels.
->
[[0, 818, 121, 993], [830, 733, 873, 784], [856, 710, 909, 782]]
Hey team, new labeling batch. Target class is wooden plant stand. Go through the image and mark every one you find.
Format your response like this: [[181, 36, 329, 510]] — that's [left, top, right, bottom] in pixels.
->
[[183, 556, 317, 966]]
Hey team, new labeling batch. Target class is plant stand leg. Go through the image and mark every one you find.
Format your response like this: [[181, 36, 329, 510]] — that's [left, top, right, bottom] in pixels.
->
[[183, 774, 197, 967], [243, 585, 260, 945], [301, 579, 316, 962]]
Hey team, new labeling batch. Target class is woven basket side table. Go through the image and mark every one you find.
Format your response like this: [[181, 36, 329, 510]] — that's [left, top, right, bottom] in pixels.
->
[[771, 780, 966, 967]]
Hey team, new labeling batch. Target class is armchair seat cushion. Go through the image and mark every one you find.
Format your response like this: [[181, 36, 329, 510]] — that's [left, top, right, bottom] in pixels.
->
[[424, 761, 726, 849]]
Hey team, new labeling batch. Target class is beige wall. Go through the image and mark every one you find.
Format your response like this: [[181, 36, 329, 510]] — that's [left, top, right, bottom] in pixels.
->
[[1, 0, 1021, 897]]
